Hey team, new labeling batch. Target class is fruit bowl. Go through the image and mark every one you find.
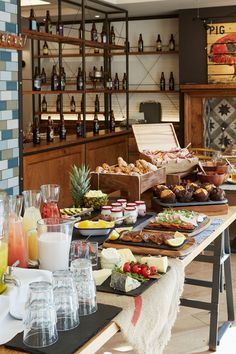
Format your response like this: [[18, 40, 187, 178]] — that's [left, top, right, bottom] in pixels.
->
[[197, 171, 226, 187], [84, 190, 108, 210], [74, 220, 114, 237]]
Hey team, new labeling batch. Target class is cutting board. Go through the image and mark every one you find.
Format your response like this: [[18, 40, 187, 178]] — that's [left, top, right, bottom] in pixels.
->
[[103, 236, 196, 257]]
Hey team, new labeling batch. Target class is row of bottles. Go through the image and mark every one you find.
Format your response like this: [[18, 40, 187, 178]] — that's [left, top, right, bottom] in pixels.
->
[[32, 110, 116, 144], [41, 94, 100, 113], [160, 71, 175, 91], [33, 64, 127, 92], [137, 33, 175, 52]]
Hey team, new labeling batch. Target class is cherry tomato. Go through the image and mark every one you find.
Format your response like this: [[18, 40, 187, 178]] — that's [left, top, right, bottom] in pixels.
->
[[137, 266, 143, 275], [141, 264, 148, 270], [131, 264, 140, 274], [123, 262, 131, 273], [141, 268, 150, 278], [150, 266, 157, 275]]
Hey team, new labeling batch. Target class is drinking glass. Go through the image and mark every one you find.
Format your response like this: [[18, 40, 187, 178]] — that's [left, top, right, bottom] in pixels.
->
[[70, 240, 98, 267], [0, 191, 9, 294], [22, 190, 41, 262], [71, 259, 97, 316], [52, 270, 79, 331], [37, 218, 74, 271], [23, 281, 58, 348], [8, 195, 28, 268], [40, 184, 60, 219]]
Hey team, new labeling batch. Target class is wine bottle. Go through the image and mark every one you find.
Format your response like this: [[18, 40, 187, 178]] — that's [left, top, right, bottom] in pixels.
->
[[45, 10, 52, 34], [114, 73, 119, 90], [169, 71, 175, 91], [160, 72, 165, 91], [51, 65, 59, 91], [106, 73, 113, 90], [33, 66, 41, 91], [93, 113, 99, 134], [59, 115, 66, 140], [60, 67, 66, 91], [109, 110, 115, 132], [43, 41, 48, 55], [76, 113, 83, 137], [156, 34, 162, 51], [122, 73, 127, 90], [77, 67, 83, 90], [138, 34, 144, 52], [70, 96, 76, 112], [91, 22, 98, 41], [56, 22, 64, 36], [56, 95, 61, 112], [33, 117, 40, 144], [101, 23, 107, 44], [41, 95, 47, 112], [95, 94, 100, 113], [169, 34, 175, 51], [29, 9, 37, 31], [46, 116, 54, 142], [41, 67, 46, 84], [110, 26, 115, 45]]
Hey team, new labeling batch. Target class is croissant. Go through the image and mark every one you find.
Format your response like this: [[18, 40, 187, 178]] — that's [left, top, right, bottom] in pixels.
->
[[118, 157, 127, 168]]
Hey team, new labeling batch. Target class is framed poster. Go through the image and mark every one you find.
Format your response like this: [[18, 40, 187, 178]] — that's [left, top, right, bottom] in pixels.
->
[[207, 22, 236, 83]]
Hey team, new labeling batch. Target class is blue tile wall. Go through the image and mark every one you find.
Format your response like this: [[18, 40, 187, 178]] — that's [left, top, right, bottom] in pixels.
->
[[0, 0, 19, 195]]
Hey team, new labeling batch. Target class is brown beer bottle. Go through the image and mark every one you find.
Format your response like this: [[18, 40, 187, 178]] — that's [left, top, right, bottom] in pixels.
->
[[169, 72, 175, 91], [45, 10, 52, 34], [156, 34, 162, 51], [169, 34, 175, 51], [93, 113, 99, 134], [160, 72, 165, 91], [51, 65, 59, 91], [59, 115, 66, 140], [41, 95, 47, 112], [101, 23, 107, 44], [29, 9, 37, 31], [122, 73, 127, 90], [76, 113, 83, 137], [33, 117, 40, 144], [114, 73, 119, 90], [43, 41, 48, 55], [33, 66, 41, 91], [110, 26, 115, 45], [46, 116, 54, 142], [70, 96, 76, 112], [138, 34, 144, 52], [109, 110, 116, 131], [95, 94, 100, 113]]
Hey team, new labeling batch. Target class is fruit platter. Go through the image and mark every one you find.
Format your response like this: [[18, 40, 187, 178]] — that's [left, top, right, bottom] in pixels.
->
[[93, 248, 169, 296]]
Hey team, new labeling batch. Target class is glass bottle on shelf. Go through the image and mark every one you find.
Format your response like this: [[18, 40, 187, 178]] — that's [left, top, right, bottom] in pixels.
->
[[42, 95, 47, 112], [29, 8, 38, 31], [109, 110, 116, 131], [95, 94, 100, 113], [56, 94, 61, 112], [93, 113, 99, 135], [110, 26, 115, 45], [138, 34, 144, 52], [41, 67, 46, 84], [122, 73, 127, 90], [56, 22, 64, 36], [33, 66, 41, 91], [45, 10, 52, 34], [59, 115, 66, 140], [106, 73, 113, 90], [114, 73, 120, 90], [51, 65, 59, 91], [160, 72, 165, 91], [169, 71, 175, 91], [60, 67, 66, 91], [77, 67, 83, 90], [91, 22, 98, 41], [32, 116, 40, 144], [101, 23, 107, 44], [70, 96, 76, 112], [156, 34, 162, 51], [43, 41, 49, 55], [169, 34, 175, 51], [46, 116, 54, 142], [76, 113, 83, 137]]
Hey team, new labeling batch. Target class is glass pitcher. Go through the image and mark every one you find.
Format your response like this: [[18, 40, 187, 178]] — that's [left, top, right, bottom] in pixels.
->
[[22, 190, 41, 262], [8, 195, 28, 268], [0, 191, 9, 293], [40, 184, 61, 219]]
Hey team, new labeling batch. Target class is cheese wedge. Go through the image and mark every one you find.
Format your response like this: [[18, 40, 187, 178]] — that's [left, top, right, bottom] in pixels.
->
[[117, 248, 136, 265], [100, 248, 122, 269], [140, 256, 168, 273], [93, 269, 112, 286], [110, 271, 140, 292]]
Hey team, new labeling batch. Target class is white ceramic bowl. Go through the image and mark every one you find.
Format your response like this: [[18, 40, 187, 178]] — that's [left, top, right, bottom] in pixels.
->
[[74, 225, 114, 237]]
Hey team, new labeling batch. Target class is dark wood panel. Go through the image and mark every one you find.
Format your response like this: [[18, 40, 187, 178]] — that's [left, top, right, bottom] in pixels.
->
[[86, 135, 129, 170], [23, 145, 85, 208]]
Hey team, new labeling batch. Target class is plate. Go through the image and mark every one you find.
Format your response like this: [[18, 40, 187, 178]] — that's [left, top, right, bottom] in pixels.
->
[[0, 296, 9, 322], [153, 196, 228, 207]]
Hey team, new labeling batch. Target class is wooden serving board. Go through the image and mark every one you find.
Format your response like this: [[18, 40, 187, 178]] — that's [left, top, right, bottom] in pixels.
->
[[103, 236, 196, 257]]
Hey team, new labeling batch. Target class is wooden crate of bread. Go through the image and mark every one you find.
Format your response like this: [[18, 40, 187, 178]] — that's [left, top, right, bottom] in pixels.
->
[[90, 157, 166, 201], [132, 123, 198, 174]]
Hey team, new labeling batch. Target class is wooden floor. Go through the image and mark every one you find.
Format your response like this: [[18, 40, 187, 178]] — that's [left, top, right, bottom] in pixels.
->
[[97, 253, 236, 354]]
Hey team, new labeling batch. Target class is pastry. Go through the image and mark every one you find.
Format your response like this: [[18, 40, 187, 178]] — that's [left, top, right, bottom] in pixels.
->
[[160, 189, 176, 203], [194, 188, 209, 202]]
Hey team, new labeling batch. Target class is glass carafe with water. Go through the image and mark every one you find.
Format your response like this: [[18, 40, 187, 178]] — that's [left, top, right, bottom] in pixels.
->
[[40, 184, 61, 219], [22, 190, 41, 262], [8, 195, 28, 268], [0, 191, 9, 293]]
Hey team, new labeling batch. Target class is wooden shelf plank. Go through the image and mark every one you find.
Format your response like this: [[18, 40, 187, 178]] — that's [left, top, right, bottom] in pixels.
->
[[128, 89, 179, 93], [36, 111, 105, 115], [35, 50, 178, 58], [23, 89, 127, 95]]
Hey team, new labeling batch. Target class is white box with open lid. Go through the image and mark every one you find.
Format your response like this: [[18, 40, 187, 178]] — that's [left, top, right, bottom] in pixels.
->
[[132, 123, 198, 174]]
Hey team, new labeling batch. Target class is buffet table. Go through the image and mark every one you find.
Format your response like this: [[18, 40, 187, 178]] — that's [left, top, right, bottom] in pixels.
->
[[1, 207, 236, 354]]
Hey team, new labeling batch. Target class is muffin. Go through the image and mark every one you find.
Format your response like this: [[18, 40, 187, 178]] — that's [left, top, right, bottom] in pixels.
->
[[175, 186, 193, 203], [160, 189, 176, 203], [153, 184, 169, 198], [210, 187, 226, 201], [194, 188, 209, 202], [186, 182, 199, 192], [201, 183, 216, 193]]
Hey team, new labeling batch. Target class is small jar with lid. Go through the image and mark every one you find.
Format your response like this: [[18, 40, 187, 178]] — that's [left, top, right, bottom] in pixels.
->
[[117, 199, 127, 209], [111, 202, 122, 209], [126, 203, 138, 215], [135, 201, 146, 217], [110, 208, 123, 225], [124, 207, 137, 225], [101, 206, 112, 221]]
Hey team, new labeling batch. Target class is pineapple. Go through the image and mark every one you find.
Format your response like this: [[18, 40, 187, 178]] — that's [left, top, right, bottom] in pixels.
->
[[70, 164, 90, 207]]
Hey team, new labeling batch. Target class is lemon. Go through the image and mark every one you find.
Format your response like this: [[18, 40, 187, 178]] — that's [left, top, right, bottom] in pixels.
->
[[108, 229, 120, 241], [165, 235, 186, 247], [77, 220, 92, 228], [174, 231, 186, 239]]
